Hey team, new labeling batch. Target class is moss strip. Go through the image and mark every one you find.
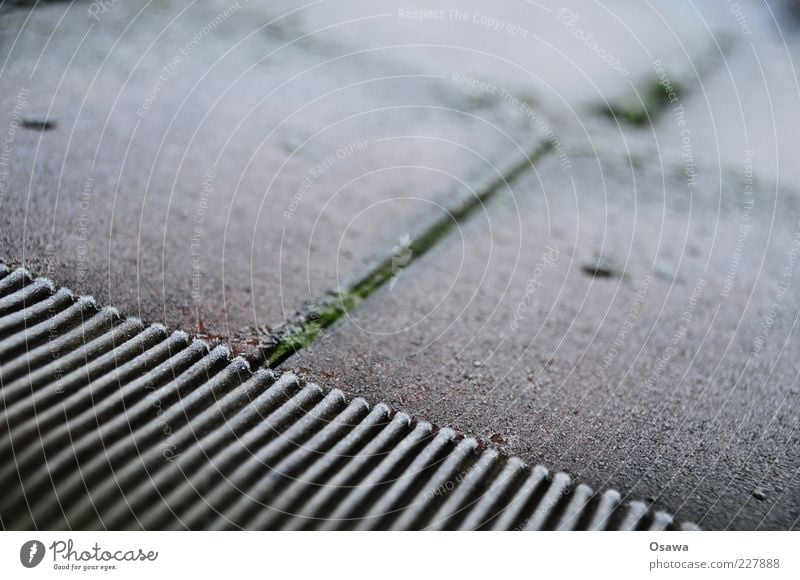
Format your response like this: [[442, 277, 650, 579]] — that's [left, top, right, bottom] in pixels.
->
[[603, 76, 684, 127], [264, 141, 553, 368]]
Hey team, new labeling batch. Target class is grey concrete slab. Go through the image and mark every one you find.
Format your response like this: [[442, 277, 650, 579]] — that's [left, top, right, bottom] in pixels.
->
[[648, 1, 800, 189], [4, 0, 799, 531], [258, 1, 798, 189], [244, 0, 756, 192], [0, 0, 543, 341], [254, 0, 793, 230], [284, 153, 800, 530], [543, 1, 800, 195], [256, 0, 737, 108]]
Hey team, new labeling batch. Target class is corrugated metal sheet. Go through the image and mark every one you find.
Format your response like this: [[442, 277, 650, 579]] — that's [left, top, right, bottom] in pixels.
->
[[0, 264, 695, 530]]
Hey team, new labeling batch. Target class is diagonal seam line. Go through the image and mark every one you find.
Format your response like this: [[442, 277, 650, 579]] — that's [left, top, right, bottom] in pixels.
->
[[262, 140, 555, 369]]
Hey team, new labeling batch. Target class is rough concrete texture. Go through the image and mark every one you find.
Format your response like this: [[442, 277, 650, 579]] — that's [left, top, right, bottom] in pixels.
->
[[2, 0, 776, 342], [0, 0, 543, 339], [648, 2, 800, 190], [250, 0, 769, 192], [320, 0, 800, 206], [286, 154, 800, 530], [257, 0, 736, 106], [3, 0, 800, 531]]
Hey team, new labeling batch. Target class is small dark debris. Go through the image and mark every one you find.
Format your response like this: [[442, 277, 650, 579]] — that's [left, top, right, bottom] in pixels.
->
[[490, 433, 507, 445], [20, 117, 57, 131], [752, 488, 767, 501], [581, 261, 622, 279]]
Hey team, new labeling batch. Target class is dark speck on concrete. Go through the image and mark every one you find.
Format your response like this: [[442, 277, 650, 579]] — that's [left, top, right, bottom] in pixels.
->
[[753, 488, 767, 501], [581, 259, 623, 279], [20, 117, 57, 131]]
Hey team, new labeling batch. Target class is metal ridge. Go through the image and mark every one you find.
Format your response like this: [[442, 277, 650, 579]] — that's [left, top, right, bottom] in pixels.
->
[[0, 263, 696, 530]]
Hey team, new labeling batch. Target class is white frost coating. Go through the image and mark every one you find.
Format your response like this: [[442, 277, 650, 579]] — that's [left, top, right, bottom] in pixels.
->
[[327, 388, 346, 404], [483, 448, 501, 459], [553, 472, 572, 486], [351, 397, 370, 410], [394, 412, 412, 427], [37, 277, 56, 291], [77, 295, 97, 306], [211, 345, 231, 358], [230, 355, 251, 371], [252, 368, 274, 381], [275, 372, 299, 386], [415, 421, 434, 434], [57, 287, 75, 299], [681, 521, 701, 531], [441, 427, 457, 438], [653, 511, 674, 525], [507, 456, 527, 470], [532, 464, 550, 478]]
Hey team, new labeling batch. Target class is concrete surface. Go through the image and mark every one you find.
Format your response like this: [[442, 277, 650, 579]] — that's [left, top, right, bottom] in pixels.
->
[[0, 267, 690, 530], [285, 154, 800, 530], [649, 2, 800, 190], [2, 0, 799, 530], [0, 0, 543, 339]]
